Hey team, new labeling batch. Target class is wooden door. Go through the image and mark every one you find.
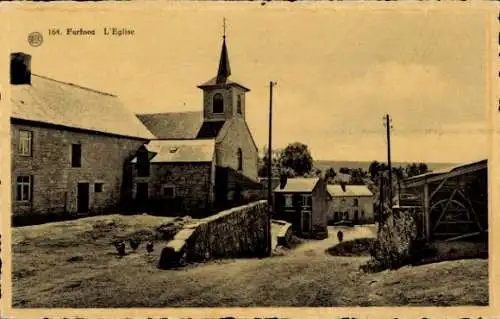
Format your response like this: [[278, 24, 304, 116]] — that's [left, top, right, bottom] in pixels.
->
[[77, 183, 89, 214]]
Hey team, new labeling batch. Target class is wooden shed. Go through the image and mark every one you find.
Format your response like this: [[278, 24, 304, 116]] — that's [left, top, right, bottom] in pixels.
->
[[400, 159, 487, 241]]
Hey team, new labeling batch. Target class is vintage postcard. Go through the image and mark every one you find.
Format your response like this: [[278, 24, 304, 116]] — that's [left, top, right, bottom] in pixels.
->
[[0, 2, 498, 318]]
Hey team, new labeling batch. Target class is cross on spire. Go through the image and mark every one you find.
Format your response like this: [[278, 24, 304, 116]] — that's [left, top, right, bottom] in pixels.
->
[[223, 17, 227, 39], [216, 18, 231, 84]]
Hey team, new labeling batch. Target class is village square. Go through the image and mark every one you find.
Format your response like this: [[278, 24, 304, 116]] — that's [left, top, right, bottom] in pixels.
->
[[6, 11, 489, 309]]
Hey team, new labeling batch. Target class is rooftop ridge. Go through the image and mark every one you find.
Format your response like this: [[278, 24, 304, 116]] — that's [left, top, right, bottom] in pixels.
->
[[137, 110, 203, 116], [32, 74, 117, 97]]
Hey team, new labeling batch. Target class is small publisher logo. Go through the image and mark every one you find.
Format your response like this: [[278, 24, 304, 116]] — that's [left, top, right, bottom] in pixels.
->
[[27, 32, 43, 47]]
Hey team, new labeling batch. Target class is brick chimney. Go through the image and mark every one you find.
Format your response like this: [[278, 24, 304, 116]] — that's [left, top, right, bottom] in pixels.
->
[[279, 174, 288, 189], [11, 52, 32, 85]]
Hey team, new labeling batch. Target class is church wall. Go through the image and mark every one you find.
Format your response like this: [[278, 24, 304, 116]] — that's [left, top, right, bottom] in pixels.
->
[[202, 87, 234, 121], [216, 117, 258, 181]]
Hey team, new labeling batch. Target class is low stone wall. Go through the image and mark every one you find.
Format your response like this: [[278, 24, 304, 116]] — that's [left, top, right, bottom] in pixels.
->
[[159, 200, 269, 269], [272, 219, 293, 247]]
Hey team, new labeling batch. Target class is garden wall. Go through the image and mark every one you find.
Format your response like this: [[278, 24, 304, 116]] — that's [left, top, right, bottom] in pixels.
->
[[159, 200, 269, 269]]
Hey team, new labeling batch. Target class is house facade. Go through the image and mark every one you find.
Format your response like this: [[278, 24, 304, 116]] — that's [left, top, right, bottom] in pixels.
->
[[273, 177, 328, 239], [326, 184, 374, 225], [10, 52, 154, 225], [131, 36, 261, 216]]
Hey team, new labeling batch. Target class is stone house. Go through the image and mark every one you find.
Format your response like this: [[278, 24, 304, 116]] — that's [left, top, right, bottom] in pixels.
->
[[326, 184, 374, 225], [10, 52, 155, 225], [273, 177, 328, 239], [129, 36, 261, 216]]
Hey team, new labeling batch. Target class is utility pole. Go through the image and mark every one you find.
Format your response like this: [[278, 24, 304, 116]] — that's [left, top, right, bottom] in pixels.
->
[[267, 81, 276, 256], [385, 114, 393, 208]]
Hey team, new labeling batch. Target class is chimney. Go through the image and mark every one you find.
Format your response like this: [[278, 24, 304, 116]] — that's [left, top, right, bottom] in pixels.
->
[[340, 181, 347, 192], [11, 52, 32, 85], [279, 174, 287, 189]]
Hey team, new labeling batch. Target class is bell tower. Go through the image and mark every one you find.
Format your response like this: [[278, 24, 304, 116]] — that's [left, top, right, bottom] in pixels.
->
[[197, 19, 250, 122]]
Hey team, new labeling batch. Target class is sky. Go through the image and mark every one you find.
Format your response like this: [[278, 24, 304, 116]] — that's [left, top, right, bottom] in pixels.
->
[[3, 3, 494, 163]]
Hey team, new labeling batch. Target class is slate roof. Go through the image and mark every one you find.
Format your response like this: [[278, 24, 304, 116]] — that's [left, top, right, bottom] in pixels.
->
[[274, 177, 320, 193], [131, 139, 215, 163], [327, 185, 373, 197], [136, 111, 204, 139], [10, 74, 155, 140], [198, 76, 250, 92], [197, 120, 226, 139]]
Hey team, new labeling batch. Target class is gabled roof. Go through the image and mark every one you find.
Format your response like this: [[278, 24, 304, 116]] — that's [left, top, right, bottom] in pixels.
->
[[10, 74, 155, 140], [196, 120, 226, 139], [327, 185, 373, 197], [136, 111, 230, 140], [274, 177, 320, 193], [132, 139, 215, 163], [402, 158, 487, 187], [137, 111, 204, 139]]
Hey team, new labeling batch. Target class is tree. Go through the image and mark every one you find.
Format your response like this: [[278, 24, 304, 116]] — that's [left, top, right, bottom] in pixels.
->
[[339, 167, 350, 174], [257, 146, 282, 177], [278, 142, 314, 177], [350, 168, 365, 185], [324, 167, 337, 184], [369, 161, 381, 179]]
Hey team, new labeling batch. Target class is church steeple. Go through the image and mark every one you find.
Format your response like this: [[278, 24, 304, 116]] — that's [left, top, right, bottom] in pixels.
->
[[216, 20, 231, 84], [197, 19, 250, 122]]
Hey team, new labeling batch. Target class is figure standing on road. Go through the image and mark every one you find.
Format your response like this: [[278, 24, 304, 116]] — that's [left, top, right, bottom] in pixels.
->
[[337, 230, 344, 242]]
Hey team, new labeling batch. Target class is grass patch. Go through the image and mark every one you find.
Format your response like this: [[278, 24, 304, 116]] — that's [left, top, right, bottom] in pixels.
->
[[326, 238, 375, 257]]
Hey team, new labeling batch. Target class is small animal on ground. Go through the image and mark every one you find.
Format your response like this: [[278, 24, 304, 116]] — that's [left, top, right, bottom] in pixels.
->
[[129, 238, 140, 251], [337, 230, 344, 242], [114, 241, 126, 256], [146, 241, 154, 253]]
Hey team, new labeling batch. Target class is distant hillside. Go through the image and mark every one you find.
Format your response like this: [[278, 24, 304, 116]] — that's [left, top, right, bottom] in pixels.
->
[[314, 160, 460, 173]]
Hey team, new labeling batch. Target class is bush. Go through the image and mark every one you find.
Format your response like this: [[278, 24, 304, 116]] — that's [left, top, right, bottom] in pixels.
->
[[364, 207, 419, 272], [326, 238, 376, 257]]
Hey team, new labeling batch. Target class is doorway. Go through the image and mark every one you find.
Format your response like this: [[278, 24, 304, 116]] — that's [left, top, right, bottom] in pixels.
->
[[77, 183, 90, 214], [301, 211, 312, 234]]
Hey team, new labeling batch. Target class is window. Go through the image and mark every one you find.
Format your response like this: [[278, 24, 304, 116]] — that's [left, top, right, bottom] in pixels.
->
[[163, 185, 175, 199], [301, 195, 312, 207], [353, 198, 359, 207], [237, 148, 243, 171], [16, 176, 31, 201], [71, 144, 82, 167], [213, 93, 224, 113], [284, 194, 293, 207], [237, 95, 242, 114], [19, 130, 32, 156], [344, 211, 349, 219], [94, 183, 103, 193]]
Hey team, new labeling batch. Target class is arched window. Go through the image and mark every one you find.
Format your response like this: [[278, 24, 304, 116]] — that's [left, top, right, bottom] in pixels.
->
[[237, 148, 243, 171], [213, 93, 224, 114], [237, 95, 242, 114]]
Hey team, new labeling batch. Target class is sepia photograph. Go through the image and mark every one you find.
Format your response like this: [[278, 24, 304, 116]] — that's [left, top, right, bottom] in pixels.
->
[[0, 2, 497, 316]]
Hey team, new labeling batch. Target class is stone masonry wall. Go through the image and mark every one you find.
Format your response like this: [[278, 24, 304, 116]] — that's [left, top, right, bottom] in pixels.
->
[[159, 200, 269, 268], [131, 162, 214, 216], [11, 122, 146, 223]]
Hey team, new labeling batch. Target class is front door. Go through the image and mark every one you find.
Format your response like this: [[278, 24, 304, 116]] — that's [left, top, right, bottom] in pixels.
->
[[136, 182, 148, 211], [354, 210, 359, 224], [301, 211, 312, 234], [77, 183, 90, 214]]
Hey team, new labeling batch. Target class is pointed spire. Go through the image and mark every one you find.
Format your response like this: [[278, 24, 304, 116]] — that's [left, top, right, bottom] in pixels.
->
[[216, 18, 231, 84]]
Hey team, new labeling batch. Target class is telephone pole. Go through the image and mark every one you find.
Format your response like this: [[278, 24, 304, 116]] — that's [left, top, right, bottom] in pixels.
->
[[267, 81, 277, 256], [385, 114, 393, 207]]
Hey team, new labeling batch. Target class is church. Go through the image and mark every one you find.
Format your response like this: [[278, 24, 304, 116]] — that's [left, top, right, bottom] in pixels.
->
[[127, 34, 261, 216], [9, 32, 261, 225]]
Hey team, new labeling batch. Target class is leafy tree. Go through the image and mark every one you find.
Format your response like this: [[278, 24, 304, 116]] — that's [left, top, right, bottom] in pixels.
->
[[324, 167, 337, 184], [257, 147, 282, 177], [278, 142, 314, 177], [339, 167, 350, 174], [350, 168, 366, 185], [369, 161, 381, 179]]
